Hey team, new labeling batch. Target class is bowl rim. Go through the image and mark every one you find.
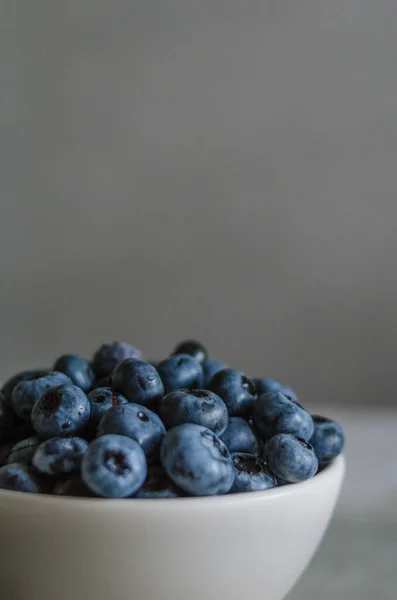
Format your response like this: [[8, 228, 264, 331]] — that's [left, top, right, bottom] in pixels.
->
[[0, 455, 345, 510]]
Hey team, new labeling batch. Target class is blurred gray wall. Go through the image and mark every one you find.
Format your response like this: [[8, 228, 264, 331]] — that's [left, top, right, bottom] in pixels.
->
[[1, 1, 397, 404]]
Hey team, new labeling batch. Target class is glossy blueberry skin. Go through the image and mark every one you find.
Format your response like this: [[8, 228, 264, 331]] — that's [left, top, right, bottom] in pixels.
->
[[209, 368, 256, 417], [1, 369, 49, 401], [54, 354, 95, 392], [87, 387, 129, 427], [31, 383, 90, 439], [159, 389, 228, 436], [0, 463, 43, 493], [53, 475, 94, 497], [231, 453, 277, 493], [252, 391, 314, 442], [112, 359, 164, 408], [8, 436, 41, 465], [264, 434, 318, 483], [202, 358, 227, 387], [253, 377, 298, 403], [220, 417, 261, 455], [0, 392, 19, 443], [81, 434, 147, 498], [310, 415, 345, 467], [135, 466, 182, 498], [157, 355, 204, 394], [171, 340, 208, 364], [161, 423, 235, 496], [33, 437, 88, 475], [10, 371, 72, 420], [92, 342, 142, 378], [97, 403, 165, 464]]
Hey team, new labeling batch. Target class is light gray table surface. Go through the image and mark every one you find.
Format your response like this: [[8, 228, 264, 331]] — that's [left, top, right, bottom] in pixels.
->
[[288, 407, 396, 600]]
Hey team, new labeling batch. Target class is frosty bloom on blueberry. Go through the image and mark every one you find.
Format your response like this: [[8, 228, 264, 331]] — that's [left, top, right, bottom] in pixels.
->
[[0, 338, 344, 498]]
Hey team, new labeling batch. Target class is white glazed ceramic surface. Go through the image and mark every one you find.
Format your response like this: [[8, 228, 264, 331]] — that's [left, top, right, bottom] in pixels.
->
[[0, 456, 345, 600]]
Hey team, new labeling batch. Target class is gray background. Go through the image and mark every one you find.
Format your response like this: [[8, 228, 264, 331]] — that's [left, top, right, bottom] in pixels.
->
[[1, 1, 397, 404]]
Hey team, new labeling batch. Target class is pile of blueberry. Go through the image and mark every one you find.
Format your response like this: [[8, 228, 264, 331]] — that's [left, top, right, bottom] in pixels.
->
[[0, 340, 344, 498]]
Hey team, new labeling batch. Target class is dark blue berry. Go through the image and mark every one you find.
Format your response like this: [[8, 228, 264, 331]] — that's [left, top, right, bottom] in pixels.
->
[[33, 437, 88, 475], [92, 342, 142, 378], [220, 417, 261, 455], [53, 354, 95, 392], [252, 391, 314, 441], [112, 359, 164, 408], [253, 377, 298, 403], [231, 453, 277, 493], [157, 355, 204, 394], [1, 369, 49, 401], [172, 340, 208, 364], [81, 434, 147, 498], [209, 368, 256, 417], [97, 403, 165, 464], [309, 415, 344, 467], [31, 383, 90, 439], [10, 371, 72, 420], [161, 423, 235, 496], [53, 475, 94, 497], [0, 463, 43, 493], [159, 389, 228, 436], [8, 436, 41, 465], [202, 358, 227, 387], [264, 434, 318, 483], [135, 466, 182, 498], [87, 387, 129, 428]]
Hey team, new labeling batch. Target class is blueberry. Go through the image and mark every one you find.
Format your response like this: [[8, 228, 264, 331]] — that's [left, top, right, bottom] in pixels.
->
[[33, 437, 88, 475], [309, 415, 345, 467], [159, 389, 228, 436], [231, 453, 277, 493], [156, 355, 204, 394], [10, 371, 72, 420], [87, 387, 129, 428], [97, 403, 165, 464], [1, 369, 49, 401], [31, 383, 90, 439], [252, 391, 314, 442], [202, 358, 227, 387], [89, 375, 113, 392], [0, 442, 15, 466], [0, 392, 19, 443], [264, 434, 318, 483], [92, 342, 142, 378], [220, 417, 261, 455], [171, 340, 208, 364], [209, 368, 256, 417], [54, 354, 95, 392], [135, 466, 182, 498], [253, 377, 298, 403], [8, 436, 41, 465], [0, 463, 43, 493], [53, 475, 94, 497], [81, 434, 147, 498], [161, 423, 235, 496], [112, 359, 164, 408]]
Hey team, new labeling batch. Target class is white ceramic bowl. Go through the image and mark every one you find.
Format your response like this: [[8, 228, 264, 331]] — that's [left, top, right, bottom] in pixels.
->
[[0, 455, 345, 600]]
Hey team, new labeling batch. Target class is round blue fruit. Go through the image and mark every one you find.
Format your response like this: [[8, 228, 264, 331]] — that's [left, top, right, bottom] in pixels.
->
[[171, 340, 208, 364], [8, 436, 41, 465], [97, 403, 165, 464], [161, 423, 235, 496], [209, 368, 256, 417], [156, 355, 204, 394], [81, 434, 147, 498], [253, 377, 298, 403], [309, 415, 344, 467], [87, 387, 129, 427], [89, 375, 113, 392], [231, 453, 277, 493], [0, 463, 43, 493], [202, 358, 227, 387], [10, 371, 72, 420], [31, 383, 90, 439], [264, 434, 318, 483], [252, 391, 314, 441], [159, 389, 228, 436], [92, 342, 142, 378], [135, 466, 182, 498], [1, 369, 49, 401], [33, 437, 88, 475], [220, 417, 261, 455], [112, 359, 164, 408], [54, 354, 95, 392]]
